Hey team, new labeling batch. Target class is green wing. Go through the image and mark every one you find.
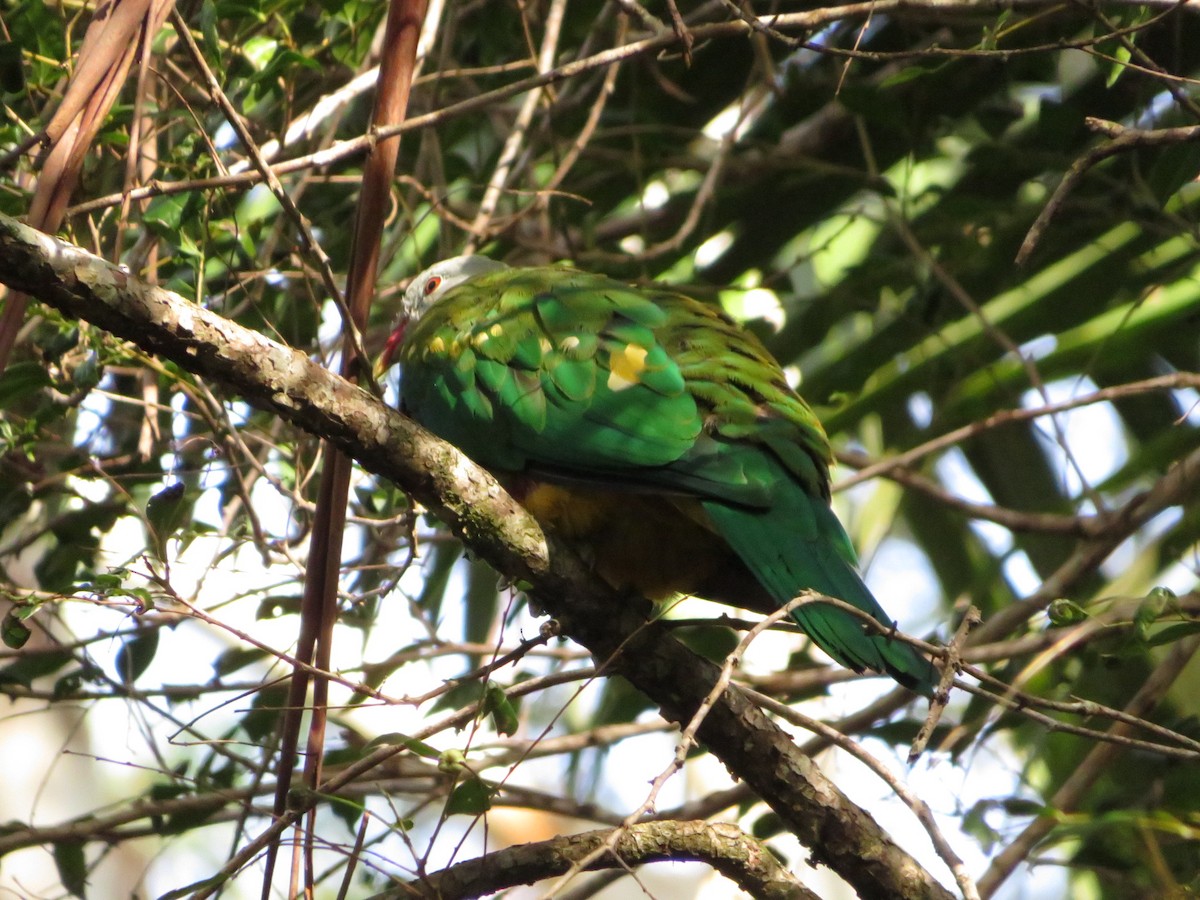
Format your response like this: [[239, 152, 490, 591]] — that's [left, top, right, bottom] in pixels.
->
[[399, 265, 934, 693], [399, 267, 704, 475]]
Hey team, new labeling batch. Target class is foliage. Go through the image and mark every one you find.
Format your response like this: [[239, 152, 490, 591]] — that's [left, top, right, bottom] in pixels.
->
[[0, 0, 1198, 897]]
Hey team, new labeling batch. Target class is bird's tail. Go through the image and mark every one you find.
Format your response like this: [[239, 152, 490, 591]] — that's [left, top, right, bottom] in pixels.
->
[[703, 497, 936, 696]]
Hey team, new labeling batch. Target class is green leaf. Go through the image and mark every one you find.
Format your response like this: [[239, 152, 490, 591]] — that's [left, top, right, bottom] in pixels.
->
[[32, 323, 79, 364], [363, 732, 441, 760], [592, 674, 654, 726], [0, 361, 50, 409], [242, 35, 279, 70], [445, 777, 493, 816], [149, 780, 191, 802], [415, 541, 462, 625], [1146, 142, 1200, 207], [1046, 599, 1089, 626], [431, 679, 485, 715], [878, 64, 939, 88], [199, 0, 221, 64], [258, 48, 322, 83], [0, 41, 24, 93], [212, 646, 269, 677], [1001, 798, 1049, 817], [34, 501, 126, 593], [0, 647, 72, 685], [53, 840, 88, 899], [115, 629, 160, 683], [1, 609, 30, 649], [70, 352, 101, 390], [1105, 44, 1132, 88], [256, 594, 303, 619], [751, 811, 784, 840], [143, 194, 190, 240], [1132, 587, 1174, 642], [483, 682, 519, 736], [80, 571, 125, 591], [962, 801, 1002, 854], [163, 802, 219, 835], [1144, 620, 1200, 648], [241, 686, 288, 742], [52, 662, 104, 699], [676, 622, 740, 663], [464, 555, 500, 657], [145, 482, 191, 562], [325, 792, 364, 833]]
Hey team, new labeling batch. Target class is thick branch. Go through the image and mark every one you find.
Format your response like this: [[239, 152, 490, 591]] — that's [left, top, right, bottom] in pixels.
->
[[371, 821, 816, 900], [0, 215, 951, 900]]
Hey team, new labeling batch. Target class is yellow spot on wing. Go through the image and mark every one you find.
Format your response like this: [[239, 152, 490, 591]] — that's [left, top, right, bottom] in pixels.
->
[[607, 343, 648, 391], [428, 335, 446, 354]]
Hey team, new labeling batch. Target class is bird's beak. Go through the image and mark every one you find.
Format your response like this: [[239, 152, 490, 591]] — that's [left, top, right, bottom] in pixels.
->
[[374, 320, 408, 381]]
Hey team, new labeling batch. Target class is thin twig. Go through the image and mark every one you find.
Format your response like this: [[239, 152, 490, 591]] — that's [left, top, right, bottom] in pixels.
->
[[888, 211, 1103, 510], [835, 373, 1200, 494], [463, 0, 568, 248], [166, 8, 368, 370], [1018, 118, 1200, 264], [910, 605, 980, 762], [66, 0, 1190, 223]]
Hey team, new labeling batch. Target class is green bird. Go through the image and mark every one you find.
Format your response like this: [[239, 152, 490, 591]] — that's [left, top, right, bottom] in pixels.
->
[[380, 257, 935, 694]]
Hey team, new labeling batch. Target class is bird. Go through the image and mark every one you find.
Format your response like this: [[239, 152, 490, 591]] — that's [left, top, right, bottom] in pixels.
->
[[379, 256, 935, 694]]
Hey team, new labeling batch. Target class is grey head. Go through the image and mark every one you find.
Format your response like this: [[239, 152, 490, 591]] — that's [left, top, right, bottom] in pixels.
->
[[401, 255, 510, 321]]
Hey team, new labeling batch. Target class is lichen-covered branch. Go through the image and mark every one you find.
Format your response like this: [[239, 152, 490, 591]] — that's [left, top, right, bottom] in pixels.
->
[[372, 821, 816, 900], [0, 213, 952, 900]]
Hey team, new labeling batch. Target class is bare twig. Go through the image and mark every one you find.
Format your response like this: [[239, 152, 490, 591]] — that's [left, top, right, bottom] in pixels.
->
[[166, 8, 368, 374], [888, 211, 1103, 510], [835, 373, 1200, 495], [910, 605, 980, 762], [970, 442, 1200, 643], [462, 0, 567, 248], [1018, 119, 1200, 264], [62, 0, 1194, 226]]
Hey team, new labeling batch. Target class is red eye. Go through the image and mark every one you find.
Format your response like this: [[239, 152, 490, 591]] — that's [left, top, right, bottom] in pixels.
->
[[424, 275, 442, 295]]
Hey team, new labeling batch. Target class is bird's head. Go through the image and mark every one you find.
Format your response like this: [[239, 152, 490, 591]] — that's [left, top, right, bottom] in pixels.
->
[[377, 255, 509, 374]]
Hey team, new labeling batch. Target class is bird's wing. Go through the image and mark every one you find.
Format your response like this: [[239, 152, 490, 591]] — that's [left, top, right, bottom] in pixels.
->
[[399, 263, 934, 692], [399, 266, 825, 507]]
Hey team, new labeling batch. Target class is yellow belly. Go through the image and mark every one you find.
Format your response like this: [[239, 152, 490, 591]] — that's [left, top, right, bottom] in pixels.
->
[[518, 481, 737, 601]]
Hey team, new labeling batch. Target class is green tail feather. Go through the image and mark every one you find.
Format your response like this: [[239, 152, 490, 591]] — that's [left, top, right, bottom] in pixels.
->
[[703, 494, 936, 696]]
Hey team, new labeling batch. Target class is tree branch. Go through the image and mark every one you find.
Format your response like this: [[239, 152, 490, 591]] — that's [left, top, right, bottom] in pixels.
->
[[370, 821, 817, 900], [0, 214, 951, 899]]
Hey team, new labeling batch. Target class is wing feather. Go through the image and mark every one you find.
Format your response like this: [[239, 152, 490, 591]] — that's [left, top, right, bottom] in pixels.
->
[[398, 263, 934, 693]]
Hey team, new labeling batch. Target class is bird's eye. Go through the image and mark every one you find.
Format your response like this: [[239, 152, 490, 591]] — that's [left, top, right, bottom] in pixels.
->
[[424, 275, 443, 296]]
